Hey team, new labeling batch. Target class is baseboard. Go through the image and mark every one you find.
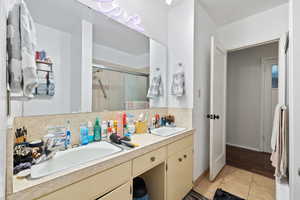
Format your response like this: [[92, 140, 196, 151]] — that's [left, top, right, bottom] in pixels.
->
[[193, 169, 209, 186], [226, 143, 261, 152]]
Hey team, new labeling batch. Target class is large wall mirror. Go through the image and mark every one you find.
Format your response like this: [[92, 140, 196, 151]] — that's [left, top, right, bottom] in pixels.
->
[[10, 0, 167, 117]]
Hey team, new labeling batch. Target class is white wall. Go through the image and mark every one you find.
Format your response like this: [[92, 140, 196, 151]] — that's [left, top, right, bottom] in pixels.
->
[[167, 0, 194, 109], [227, 43, 278, 151], [0, 0, 8, 198], [23, 23, 72, 116], [193, 0, 217, 180], [217, 3, 289, 50], [149, 39, 168, 108], [93, 43, 149, 68], [289, 0, 300, 199], [10, 23, 73, 117]]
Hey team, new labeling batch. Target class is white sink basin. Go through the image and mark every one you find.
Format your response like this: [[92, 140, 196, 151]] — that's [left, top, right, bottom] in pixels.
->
[[151, 127, 186, 137], [31, 141, 122, 179]]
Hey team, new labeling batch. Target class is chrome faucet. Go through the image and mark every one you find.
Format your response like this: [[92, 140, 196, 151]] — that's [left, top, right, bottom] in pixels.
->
[[35, 129, 67, 164], [44, 135, 65, 158]]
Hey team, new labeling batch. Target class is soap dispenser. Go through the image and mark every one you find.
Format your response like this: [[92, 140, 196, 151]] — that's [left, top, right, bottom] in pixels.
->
[[94, 117, 102, 141]]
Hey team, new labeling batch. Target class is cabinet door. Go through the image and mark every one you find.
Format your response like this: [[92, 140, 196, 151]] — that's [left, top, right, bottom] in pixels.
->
[[97, 182, 132, 200], [167, 147, 193, 200]]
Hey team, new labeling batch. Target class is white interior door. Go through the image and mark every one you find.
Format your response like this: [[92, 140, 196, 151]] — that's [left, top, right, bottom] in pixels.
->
[[262, 58, 278, 153], [209, 36, 227, 181]]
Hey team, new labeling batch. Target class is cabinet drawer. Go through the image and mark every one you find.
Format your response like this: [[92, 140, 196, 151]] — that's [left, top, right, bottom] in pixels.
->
[[97, 182, 131, 200], [168, 135, 193, 157], [37, 161, 131, 200], [133, 147, 166, 177]]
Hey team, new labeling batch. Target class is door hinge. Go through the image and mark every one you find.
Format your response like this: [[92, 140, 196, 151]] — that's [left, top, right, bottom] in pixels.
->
[[166, 163, 168, 171]]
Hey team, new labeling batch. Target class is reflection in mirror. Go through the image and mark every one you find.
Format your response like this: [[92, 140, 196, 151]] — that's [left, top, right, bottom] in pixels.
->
[[91, 7, 150, 111], [10, 0, 167, 117]]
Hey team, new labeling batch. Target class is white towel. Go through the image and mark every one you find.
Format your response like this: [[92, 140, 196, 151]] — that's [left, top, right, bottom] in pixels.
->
[[171, 70, 185, 97], [271, 104, 281, 151], [7, 0, 38, 97], [147, 74, 163, 99], [270, 105, 288, 180]]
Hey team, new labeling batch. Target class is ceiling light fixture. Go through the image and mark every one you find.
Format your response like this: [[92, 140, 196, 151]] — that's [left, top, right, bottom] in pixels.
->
[[166, 0, 173, 5]]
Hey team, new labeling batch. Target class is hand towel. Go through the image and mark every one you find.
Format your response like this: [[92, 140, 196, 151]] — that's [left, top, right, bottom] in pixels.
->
[[171, 70, 185, 97], [271, 104, 281, 151], [270, 105, 288, 180], [147, 74, 163, 98], [7, 0, 38, 97]]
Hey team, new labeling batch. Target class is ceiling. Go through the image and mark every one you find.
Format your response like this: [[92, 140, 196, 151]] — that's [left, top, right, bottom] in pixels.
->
[[25, 0, 149, 55], [198, 0, 288, 26]]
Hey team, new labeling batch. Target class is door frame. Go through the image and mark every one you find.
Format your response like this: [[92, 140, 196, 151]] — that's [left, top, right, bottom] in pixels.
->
[[260, 57, 278, 152]]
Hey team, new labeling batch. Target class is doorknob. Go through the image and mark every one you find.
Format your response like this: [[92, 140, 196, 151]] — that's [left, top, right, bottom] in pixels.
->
[[207, 114, 220, 120]]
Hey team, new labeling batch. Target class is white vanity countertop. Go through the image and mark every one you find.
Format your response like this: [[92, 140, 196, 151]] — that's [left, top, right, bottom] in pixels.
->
[[8, 129, 194, 200]]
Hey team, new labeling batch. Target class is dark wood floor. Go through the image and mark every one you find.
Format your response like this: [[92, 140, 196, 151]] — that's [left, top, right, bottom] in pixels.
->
[[226, 145, 275, 179]]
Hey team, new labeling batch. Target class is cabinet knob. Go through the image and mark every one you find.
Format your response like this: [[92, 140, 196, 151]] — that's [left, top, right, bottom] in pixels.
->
[[178, 158, 183, 162], [150, 157, 156, 162], [183, 154, 187, 159]]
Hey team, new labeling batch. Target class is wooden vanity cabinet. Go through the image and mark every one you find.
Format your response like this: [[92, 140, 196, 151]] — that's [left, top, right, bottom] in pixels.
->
[[96, 182, 132, 200], [34, 134, 194, 200], [36, 162, 131, 200], [166, 135, 194, 200]]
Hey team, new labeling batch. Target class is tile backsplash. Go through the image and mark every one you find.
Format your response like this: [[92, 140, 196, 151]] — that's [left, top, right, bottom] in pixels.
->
[[12, 108, 192, 145]]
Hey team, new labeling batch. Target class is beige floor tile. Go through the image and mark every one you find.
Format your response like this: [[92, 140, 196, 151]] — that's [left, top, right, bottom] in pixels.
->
[[216, 165, 238, 180], [252, 174, 275, 190], [194, 166, 275, 200], [194, 176, 223, 199], [219, 180, 250, 199], [248, 177, 275, 200], [222, 168, 253, 186]]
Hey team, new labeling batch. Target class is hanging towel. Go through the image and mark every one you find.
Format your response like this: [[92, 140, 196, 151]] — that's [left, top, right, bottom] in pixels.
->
[[270, 105, 288, 180], [171, 70, 185, 97], [271, 104, 281, 151], [147, 74, 163, 99], [7, 0, 38, 97]]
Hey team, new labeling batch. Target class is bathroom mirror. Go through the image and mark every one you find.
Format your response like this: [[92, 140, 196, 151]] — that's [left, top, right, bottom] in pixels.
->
[[10, 0, 167, 117]]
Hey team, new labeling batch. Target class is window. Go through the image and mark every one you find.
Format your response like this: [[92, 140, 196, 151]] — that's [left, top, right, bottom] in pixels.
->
[[272, 64, 278, 88]]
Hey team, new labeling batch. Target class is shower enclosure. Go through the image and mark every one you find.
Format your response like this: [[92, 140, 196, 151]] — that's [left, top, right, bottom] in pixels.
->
[[92, 65, 149, 112]]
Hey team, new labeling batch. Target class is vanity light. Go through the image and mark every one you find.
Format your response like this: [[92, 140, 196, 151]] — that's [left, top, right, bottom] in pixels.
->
[[166, 0, 173, 5], [96, 0, 144, 32]]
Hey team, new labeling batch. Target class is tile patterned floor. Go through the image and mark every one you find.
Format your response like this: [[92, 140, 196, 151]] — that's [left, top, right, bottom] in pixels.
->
[[194, 165, 275, 200]]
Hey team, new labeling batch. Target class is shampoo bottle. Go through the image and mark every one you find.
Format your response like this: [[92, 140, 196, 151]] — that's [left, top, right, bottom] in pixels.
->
[[94, 117, 102, 141], [80, 124, 89, 145]]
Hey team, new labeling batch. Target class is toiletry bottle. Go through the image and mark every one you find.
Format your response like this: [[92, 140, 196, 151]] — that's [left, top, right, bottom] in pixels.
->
[[113, 120, 118, 134], [102, 121, 108, 140], [87, 121, 94, 143], [122, 112, 127, 133], [107, 121, 112, 137], [94, 117, 102, 141], [80, 124, 89, 145], [127, 114, 135, 135], [117, 112, 123, 136], [65, 120, 72, 149]]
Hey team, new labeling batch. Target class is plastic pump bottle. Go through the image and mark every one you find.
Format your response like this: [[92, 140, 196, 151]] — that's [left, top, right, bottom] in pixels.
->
[[94, 117, 102, 141]]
